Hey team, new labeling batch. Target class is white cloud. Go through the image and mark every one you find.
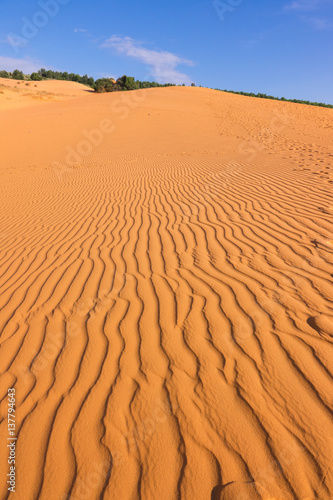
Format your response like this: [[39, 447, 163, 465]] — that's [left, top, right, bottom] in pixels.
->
[[101, 35, 194, 85], [74, 28, 87, 33], [0, 56, 41, 73]]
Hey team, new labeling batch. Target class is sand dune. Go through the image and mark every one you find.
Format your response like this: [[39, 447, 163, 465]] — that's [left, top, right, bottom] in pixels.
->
[[0, 83, 332, 500], [0, 79, 92, 110]]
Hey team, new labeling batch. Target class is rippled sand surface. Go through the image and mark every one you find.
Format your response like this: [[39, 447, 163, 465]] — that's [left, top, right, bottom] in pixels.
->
[[0, 84, 332, 499]]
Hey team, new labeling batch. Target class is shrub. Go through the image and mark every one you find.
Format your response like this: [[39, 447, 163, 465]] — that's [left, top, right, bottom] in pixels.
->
[[93, 78, 117, 93], [12, 69, 24, 80], [30, 72, 42, 81], [116, 75, 139, 91]]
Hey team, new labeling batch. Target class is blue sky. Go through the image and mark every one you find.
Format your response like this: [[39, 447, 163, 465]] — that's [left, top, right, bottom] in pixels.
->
[[1, 0, 332, 103]]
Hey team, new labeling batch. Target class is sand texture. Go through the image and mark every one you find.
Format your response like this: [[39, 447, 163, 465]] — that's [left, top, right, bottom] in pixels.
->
[[0, 83, 332, 500]]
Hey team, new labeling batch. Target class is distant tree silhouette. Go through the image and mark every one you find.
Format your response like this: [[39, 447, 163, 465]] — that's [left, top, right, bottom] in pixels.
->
[[36, 68, 95, 86]]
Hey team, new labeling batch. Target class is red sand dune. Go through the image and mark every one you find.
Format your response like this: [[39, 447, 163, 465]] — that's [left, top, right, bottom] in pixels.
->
[[0, 82, 332, 499]]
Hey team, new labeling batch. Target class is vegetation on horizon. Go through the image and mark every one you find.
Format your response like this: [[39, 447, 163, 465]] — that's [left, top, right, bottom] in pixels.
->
[[0, 68, 95, 86], [93, 75, 176, 93], [215, 88, 333, 109], [0, 68, 332, 108], [0, 69, 177, 93]]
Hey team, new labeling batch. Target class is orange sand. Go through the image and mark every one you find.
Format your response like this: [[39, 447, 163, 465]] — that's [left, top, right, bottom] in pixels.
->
[[0, 82, 332, 500], [0, 78, 92, 110]]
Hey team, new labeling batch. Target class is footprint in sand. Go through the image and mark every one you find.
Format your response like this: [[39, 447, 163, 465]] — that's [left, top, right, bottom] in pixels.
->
[[311, 238, 333, 249], [307, 314, 333, 338], [211, 481, 267, 500]]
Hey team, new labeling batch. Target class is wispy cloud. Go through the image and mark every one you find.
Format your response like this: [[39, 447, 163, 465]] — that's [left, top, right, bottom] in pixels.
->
[[242, 31, 269, 48], [284, 0, 332, 29], [5, 34, 27, 47], [285, 0, 328, 10], [304, 16, 333, 29], [74, 28, 87, 33], [0, 56, 41, 73], [101, 35, 194, 85]]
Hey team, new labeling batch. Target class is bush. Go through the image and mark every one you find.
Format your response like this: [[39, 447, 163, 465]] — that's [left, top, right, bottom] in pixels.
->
[[12, 69, 24, 80], [0, 70, 10, 78], [30, 72, 42, 81], [93, 78, 117, 93], [92, 75, 176, 93], [116, 75, 139, 91]]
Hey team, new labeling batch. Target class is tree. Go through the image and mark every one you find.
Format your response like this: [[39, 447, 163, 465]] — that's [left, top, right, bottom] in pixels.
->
[[12, 69, 24, 80], [30, 72, 42, 81], [93, 78, 117, 93], [116, 75, 139, 91], [191, 83, 196, 87], [0, 70, 9, 78]]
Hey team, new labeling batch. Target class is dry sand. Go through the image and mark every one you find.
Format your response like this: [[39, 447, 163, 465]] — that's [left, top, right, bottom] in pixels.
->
[[0, 81, 332, 500], [0, 78, 92, 110]]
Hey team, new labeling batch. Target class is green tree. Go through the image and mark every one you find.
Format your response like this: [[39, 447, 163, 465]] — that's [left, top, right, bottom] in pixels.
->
[[93, 78, 117, 93], [116, 75, 139, 91], [30, 72, 42, 81], [12, 69, 24, 80]]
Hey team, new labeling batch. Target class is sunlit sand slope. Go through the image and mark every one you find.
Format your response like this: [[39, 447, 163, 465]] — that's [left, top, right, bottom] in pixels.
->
[[0, 78, 92, 110], [0, 86, 332, 500]]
